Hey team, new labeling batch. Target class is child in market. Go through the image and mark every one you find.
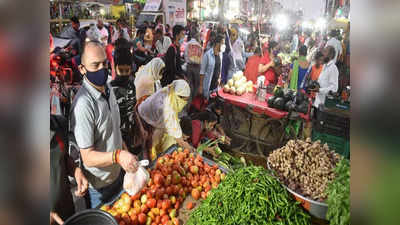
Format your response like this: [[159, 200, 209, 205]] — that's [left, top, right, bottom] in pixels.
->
[[180, 111, 231, 151], [204, 98, 231, 145]]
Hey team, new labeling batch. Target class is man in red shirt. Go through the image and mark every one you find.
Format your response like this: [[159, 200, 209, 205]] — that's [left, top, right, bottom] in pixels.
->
[[258, 41, 279, 85]]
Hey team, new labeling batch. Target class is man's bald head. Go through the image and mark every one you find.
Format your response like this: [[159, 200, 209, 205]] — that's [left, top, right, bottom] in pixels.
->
[[97, 19, 104, 29], [79, 41, 107, 74]]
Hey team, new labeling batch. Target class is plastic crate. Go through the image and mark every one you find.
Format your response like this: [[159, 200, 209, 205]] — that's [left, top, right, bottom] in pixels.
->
[[315, 107, 350, 139], [312, 130, 350, 159], [313, 120, 350, 140]]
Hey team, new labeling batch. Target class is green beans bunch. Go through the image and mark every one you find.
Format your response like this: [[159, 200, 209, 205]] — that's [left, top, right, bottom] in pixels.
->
[[187, 166, 311, 225]]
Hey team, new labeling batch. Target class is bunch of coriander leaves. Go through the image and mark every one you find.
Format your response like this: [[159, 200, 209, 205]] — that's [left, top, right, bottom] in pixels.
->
[[326, 158, 350, 225]]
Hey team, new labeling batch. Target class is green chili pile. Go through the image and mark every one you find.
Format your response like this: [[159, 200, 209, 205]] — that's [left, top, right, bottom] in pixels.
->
[[325, 159, 350, 225], [187, 166, 311, 225]]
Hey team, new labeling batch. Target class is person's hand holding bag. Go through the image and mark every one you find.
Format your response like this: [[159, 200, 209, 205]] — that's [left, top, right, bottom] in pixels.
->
[[123, 160, 150, 196], [116, 150, 139, 173]]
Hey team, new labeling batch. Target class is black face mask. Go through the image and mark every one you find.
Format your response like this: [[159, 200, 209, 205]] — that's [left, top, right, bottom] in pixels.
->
[[85, 67, 108, 86], [324, 57, 330, 63]]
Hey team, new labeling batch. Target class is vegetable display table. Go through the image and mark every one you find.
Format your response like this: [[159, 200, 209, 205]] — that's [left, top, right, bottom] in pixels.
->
[[217, 89, 309, 121], [216, 88, 310, 157]]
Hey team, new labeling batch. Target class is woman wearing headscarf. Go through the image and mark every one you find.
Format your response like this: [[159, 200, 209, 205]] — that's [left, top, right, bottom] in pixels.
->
[[136, 80, 194, 160], [134, 57, 166, 100]]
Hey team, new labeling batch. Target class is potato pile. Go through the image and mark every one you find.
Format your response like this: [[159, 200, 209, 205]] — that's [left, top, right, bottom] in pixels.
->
[[223, 71, 254, 96], [268, 138, 342, 202]]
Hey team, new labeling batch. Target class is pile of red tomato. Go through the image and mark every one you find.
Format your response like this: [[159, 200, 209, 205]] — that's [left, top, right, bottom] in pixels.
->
[[101, 148, 226, 225]]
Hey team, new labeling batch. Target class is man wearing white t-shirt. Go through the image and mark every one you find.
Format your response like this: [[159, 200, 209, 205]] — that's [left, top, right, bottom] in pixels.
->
[[97, 19, 109, 46]]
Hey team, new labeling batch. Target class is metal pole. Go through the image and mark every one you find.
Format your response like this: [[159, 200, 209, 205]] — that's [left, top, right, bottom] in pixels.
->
[[258, 0, 263, 57], [219, 0, 224, 23], [199, 0, 201, 21], [59, 1, 63, 34], [331, 0, 336, 17], [325, 0, 328, 15]]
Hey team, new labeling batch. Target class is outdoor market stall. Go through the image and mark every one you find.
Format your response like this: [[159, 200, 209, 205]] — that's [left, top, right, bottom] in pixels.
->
[[92, 141, 349, 225], [50, 0, 351, 223], [216, 71, 311, 158]]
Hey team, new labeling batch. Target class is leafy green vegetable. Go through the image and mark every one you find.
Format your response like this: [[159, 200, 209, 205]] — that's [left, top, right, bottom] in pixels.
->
[[325, 159, 350, 225], [187, 166, 311, 225], [197, 136, 226, 154], [213, 152, 246, 171], [214, 146, 222, 155]]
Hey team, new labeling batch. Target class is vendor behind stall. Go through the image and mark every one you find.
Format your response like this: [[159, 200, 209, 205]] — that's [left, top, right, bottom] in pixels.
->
[[137, 80, 195, 160], [70, 41, 139, 208], [258, 41, 279, 85], [244, 47, 262, 84]]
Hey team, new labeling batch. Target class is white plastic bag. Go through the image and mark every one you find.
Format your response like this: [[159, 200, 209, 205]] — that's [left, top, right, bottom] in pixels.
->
[[123, 161, 150, 196]]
